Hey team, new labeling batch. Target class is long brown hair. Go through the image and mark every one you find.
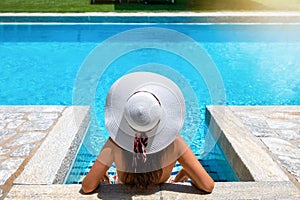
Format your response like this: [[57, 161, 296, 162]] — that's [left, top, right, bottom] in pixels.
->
[[121, 148, 165, 189]]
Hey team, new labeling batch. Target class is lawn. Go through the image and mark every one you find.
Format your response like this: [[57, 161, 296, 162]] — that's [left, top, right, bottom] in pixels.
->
[[0, 0, 299, 12]]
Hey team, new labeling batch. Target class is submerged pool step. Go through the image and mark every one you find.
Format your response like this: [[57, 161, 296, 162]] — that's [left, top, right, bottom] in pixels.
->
[[67, 138, 238, 184], [65, 152, 96, 184], [66, 158, 237, 184]]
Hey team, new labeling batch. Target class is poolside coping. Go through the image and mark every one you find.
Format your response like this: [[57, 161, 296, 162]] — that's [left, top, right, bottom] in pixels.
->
[[0, 106, 89, 199], [13, 106, 89, 185], [2, 106, 300, 199], [1, 12, 300, 23], [206, 106, 300, 187], [5, 181, 300, 199]]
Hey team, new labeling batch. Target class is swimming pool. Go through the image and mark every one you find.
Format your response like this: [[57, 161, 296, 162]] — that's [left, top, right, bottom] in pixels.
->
[[1, 23, 299, 184]]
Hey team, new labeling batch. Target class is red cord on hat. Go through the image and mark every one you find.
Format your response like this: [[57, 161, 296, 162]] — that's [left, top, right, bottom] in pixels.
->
[[132, 135, 148, 172]]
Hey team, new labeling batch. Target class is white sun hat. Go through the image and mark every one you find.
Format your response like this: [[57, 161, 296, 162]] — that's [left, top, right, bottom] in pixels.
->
[[105, 72, 186, 154]]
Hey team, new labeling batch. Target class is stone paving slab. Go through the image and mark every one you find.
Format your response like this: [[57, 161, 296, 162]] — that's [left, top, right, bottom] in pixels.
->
[[161, 181, 300, 199], [0, 106, 89, 200], [14, 106, 89, 185], [206, 106, 290, 182], [5, 181, 300, 200], [207, 106, 300, 189], [230, 106, 300, 186], [0, 106, 66, 200], [6, 184, 161, 200]]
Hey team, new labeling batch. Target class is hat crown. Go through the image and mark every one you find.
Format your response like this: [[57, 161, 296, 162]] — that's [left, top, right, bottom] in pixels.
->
[[125, 91, 161, 133], [105, 72, 185, 154]]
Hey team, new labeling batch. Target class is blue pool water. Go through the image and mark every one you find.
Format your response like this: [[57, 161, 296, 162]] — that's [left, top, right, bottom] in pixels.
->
[[1, 23, 300, 183]]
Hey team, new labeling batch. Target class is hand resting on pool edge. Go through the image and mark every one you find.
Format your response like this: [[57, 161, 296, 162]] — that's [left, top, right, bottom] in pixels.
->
[[81, 72, 214, 194]]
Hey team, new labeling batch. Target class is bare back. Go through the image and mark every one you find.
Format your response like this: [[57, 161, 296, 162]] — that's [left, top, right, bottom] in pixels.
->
[[99, 136, 187, 183]]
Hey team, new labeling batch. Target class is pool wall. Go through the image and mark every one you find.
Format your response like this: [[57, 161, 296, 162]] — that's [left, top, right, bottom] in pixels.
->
[[1, 12, 300, 23]]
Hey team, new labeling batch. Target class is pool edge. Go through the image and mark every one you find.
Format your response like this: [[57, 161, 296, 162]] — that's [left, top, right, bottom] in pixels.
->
[[1, 12, 300, 23], [206, 106, 300, 184], [6, 181, 299, 199], [13, 106, 90, 185]]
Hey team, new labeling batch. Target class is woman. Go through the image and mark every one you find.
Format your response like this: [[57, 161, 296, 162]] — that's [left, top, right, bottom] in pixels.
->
[[82, 72, 214, 193]]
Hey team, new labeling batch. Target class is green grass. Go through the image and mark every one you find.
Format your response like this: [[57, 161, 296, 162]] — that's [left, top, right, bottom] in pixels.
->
[[0, 0, 114, 12], [0, 0, 299, 12]]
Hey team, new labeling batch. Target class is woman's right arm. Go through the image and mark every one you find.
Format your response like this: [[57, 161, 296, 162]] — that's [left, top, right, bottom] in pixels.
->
[[81, 138, 114, 193], [176, 137, 215, 193], [81, 159, 110, 193]]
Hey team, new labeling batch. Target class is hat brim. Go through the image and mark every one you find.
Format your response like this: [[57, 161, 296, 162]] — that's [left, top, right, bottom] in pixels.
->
[[105, 72, 185, 154]]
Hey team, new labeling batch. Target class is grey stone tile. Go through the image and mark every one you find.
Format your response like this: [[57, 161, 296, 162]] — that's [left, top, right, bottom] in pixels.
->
[[240, 118, 268, 129], [7, 119, 25, 129], [0, 113, 25, 122], [0, 121, 5, 130], [10, 143, 35, 157], [28, 113, 59, 121], [0, 147, 10, 155], [39, 107, 66, 113], [0, 158, 25, 185], [0, 169, 14, 185], [0, 157, 25, 185], [261, 137, 300, 158], [0, 156, 6, 161], [266, 119, 297, 129], [0, 157, 24, 171], [0, 113, 11, 120], [249, 127, 276, 137], [235, 111, 265, 118], [268, 112, 300, 121], [20, 120, 54, 131], [0, 106, 65, 113], [276, 129, 300, 141], [0, 130, 17, 143], [278, 155, 300, 180], [5, 132, 46, 147]]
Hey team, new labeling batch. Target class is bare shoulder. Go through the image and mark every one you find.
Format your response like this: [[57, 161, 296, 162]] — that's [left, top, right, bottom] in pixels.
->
[[173, 135, 189, 157], [96, 138, 116, 167]]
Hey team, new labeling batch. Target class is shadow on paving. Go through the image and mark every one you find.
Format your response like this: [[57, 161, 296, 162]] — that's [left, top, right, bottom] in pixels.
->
[[79, 183, 208, 199]]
